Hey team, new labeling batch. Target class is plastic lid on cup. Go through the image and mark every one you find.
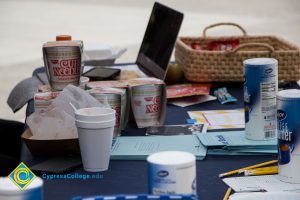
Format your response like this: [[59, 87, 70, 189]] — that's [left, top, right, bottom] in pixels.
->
[[75, 107, 116, 122], [56, 35, 72, 41], [75, 118, 116, 129]]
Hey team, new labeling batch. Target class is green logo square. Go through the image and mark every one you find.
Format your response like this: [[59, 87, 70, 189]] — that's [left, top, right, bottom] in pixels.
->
[[8, 162, 36, 190]]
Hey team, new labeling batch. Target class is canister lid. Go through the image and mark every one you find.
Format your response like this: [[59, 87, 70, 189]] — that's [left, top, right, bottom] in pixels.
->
[[147, 151, 195, 167], [243, 58, 278, 66], [277, 89, 300, 101], [0, 177, 43, 195], [56, 35, 72, 41]]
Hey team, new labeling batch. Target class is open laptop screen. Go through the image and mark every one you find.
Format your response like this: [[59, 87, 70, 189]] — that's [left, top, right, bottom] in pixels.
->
[[136, 2, 184, 80]]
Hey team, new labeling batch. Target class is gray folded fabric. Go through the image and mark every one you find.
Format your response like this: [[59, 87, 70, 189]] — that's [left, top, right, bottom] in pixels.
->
[[36, 72, 49, 85], [7, 76, 43, 113]]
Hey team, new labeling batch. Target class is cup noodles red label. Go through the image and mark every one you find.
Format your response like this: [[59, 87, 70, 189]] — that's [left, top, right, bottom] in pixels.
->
[[86, 80, 130, 130], [34, 92, 60, 113], [145, 96, 161, 114], [43, 41, 83, 91], [89, 88, 126, 137]]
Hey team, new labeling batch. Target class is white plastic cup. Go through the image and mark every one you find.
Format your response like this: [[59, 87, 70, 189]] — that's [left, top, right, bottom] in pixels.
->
[[75, 118, 115, 172], [0, 177, 43, 200], [75, 107, 116, 122]]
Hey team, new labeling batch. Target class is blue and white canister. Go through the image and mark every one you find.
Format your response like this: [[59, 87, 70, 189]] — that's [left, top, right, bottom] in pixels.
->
[[0, 177, 43, 200], [244, 58, 278, 140], [277, 89, 300, 183], [147, 151, 196, 195]]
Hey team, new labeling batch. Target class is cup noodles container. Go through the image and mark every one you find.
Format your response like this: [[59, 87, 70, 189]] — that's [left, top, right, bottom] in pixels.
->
[[129, 78, 166, 128], [277, 89, 300, 183], [89, 88, 126, 137], [243, 58, 278, 140], [79, 76, 90, 89], [43, 40, 83, 91], [38, 85, 52, 93], [34, 92, 60, 113], [147, 151, 196, 195], [86, 80, 130, 130]]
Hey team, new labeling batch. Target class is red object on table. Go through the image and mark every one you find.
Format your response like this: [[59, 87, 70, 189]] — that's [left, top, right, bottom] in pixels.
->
[[167, 83, 211, 99]]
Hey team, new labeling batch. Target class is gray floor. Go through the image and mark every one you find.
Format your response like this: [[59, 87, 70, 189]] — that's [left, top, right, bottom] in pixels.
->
[[1, 0, 300, 122]]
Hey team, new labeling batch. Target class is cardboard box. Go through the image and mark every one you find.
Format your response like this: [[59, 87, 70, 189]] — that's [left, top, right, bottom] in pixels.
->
[[22, 128, 80, 156]]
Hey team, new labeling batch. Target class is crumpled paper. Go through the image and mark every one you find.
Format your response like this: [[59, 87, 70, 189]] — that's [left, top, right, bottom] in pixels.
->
[[27, 85, 109, 140]]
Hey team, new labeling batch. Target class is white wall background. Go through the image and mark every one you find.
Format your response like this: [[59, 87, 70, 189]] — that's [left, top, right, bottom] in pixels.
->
[[0, 0, 299, 121]]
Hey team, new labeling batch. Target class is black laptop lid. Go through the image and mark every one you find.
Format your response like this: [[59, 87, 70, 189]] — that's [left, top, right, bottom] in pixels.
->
[[136, 2, 184, 80]]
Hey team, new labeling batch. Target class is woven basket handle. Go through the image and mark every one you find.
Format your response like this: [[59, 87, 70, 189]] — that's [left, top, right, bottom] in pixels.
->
[[229, 42, 275, 54], [203, 22, 247, 38]]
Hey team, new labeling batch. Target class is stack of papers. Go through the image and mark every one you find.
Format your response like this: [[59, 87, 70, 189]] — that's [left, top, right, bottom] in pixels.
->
[[110, 130, 277, 160], [196, 131, 277, 155], [223, 175, 300, 193], [228, 192, 300, 200], [111, 135, 207, 160]]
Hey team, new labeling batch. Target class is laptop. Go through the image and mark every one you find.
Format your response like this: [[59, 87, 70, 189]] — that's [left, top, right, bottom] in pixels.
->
[[84, 2, 184, 80], [135, 2, 184, 80]]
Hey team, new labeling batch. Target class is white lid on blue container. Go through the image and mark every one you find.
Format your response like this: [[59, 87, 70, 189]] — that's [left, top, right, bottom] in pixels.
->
[[243, 58, 278, 66], [0, 177, 43, 195], [147, 151, 195, 167], [277, 89, 300, 101]]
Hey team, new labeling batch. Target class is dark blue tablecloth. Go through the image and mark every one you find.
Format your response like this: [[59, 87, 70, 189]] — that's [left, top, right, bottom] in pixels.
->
[[22, 67, 281, 200]]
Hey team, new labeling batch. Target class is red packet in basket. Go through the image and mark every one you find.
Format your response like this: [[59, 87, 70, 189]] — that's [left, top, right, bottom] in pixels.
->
[[208, 39, 240, 51]]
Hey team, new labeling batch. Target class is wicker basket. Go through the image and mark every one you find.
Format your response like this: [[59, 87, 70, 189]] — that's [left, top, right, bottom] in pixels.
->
[[175, 22, 300, 82]]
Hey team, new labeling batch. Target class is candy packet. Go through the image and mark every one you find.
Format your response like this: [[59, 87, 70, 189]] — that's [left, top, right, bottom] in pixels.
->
[[213, 87, 237, 104]]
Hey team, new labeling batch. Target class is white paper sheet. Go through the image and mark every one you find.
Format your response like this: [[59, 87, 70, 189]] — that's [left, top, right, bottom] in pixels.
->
[[223, 175, 300, 193], [188, 109, 244, 130], [229, 192, 300, 200], [168, 95, 216, 107]]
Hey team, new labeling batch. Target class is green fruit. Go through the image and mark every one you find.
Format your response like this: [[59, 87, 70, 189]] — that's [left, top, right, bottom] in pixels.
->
[[165, 63, 184, 85]]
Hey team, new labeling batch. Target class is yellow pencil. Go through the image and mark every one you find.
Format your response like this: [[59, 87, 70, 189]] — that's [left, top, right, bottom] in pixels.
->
[[244, 169, 278, 176], [219, 160, 277, 178], [223, 187, 232, 200], [244, 166, 278, 172]]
